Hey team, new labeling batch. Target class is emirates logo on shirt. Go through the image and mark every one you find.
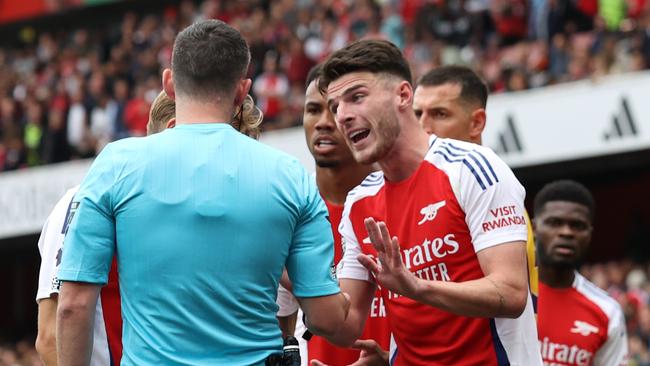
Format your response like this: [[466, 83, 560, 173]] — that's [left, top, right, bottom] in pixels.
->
[[540, 337, 594, 366], [570, 320, 600, 336]]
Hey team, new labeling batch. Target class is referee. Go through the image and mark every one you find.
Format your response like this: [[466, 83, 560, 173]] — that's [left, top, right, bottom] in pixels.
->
[[56, 20, 349, 366]]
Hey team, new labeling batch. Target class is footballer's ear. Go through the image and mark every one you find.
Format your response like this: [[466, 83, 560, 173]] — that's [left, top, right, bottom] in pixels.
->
[[469, 108, 486, 144], [396, 80, 414, 112], [162, 68, 175, 101]]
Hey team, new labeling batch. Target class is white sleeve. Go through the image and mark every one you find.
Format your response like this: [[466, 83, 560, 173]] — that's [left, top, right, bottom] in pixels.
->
[[36, 187, 78, 302], [276, 284, 299, 317], [457, 147, 528, 252], [36, 215, 59, 302], [594, 305, 628, 366], [336, 202, 373, 282]]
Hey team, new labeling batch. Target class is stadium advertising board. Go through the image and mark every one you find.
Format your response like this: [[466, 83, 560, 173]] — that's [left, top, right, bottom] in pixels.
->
[[0, 160, 90, 239], [484, 71, 649, 168]]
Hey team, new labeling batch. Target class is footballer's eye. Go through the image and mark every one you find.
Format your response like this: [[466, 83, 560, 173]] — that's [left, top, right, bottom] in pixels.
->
[[414, 110, 422, 118], [306, 106, 322, 114], [433, 110, 448, 118], [569, 220, 590, 231], [544, 217, 563, 227]]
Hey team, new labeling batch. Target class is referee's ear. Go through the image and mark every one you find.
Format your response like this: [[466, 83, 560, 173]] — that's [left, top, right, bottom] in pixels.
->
[[162, 68, 176, 101], [234, 78, 252, 107]]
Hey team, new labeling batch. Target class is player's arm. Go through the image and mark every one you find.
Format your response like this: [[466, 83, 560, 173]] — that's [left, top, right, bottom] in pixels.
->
[[57, 281, 101, 366], [306, 278, 376, 347], [360, 220, 527, 318], [593, 305, 629, 366], [432, 241, 529, 317], [35, 215, 58, 365], [277, 312, 298, 338], [297, 292, 351, 344], [276, 282, 299, 337], [35, 194, 74, 366], [36, 296, 58, 365], [280, 268, 293, 292], [55, 145, 118, 365]]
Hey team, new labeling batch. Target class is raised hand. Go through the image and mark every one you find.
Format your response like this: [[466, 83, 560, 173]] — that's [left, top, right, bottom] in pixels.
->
[[309, 339, 388, 366], [311, 360, 329, 366], [348, 339, 389, 366], [357, 218, 420, 299]]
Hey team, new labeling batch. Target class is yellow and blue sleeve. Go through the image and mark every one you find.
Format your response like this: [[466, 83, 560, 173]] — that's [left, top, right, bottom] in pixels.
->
[[525, 210, 538, 314]]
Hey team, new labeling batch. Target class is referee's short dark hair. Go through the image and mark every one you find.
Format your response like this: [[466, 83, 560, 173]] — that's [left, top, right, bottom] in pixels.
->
[[534, 180, 595, 220], [417, 66, 488, 109], [172, 20, 250, 101]]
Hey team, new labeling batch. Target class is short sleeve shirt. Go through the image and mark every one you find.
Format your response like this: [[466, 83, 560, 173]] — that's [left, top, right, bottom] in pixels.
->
[[338, 136, 541, 366], [58, 123, 339, 365]]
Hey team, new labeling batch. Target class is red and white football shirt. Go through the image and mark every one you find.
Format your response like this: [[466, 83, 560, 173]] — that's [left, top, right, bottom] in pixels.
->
[[338, 136, 542, 366], [538, 272, 628, 366], [36, 186, 123, 366]]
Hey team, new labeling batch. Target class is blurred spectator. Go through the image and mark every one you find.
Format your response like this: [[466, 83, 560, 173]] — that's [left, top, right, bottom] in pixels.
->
[[111, 79, 130, 140], [600, 0, 627, 30], [89, 92, 116, 154], [67, 89, 93, 158], [40, 107, 70, 164], [0, 338, 41, 366], [283, 36, 314, 87], [581, 260, 650, 365], [253, 51, 289, 127], [491, 0, 528, 46], [549, 32, 571, 80], [124, 85, 150, 137], [23, 101, 43, 167]]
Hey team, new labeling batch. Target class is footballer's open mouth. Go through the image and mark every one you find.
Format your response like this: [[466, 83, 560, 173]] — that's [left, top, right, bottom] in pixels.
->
[[349, 129, 370, 144], [552, 243, 577, 256], [313, 136, 337, 154]]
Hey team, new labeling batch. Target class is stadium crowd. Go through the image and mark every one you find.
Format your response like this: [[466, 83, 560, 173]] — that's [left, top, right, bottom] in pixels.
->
[[581, 261, 650, 366], [0, 0, 649, 171]]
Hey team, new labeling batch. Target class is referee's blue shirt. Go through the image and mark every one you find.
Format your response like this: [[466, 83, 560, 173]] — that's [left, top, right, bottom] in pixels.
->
[[58, 123, 339, 365]]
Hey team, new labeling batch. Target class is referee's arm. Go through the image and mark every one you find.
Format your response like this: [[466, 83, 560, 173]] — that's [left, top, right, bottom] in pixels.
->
[[300, 278, 375, 347], [57, 281, 101, 366]]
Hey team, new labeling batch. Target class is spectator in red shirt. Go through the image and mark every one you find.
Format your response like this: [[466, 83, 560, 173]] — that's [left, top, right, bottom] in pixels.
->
[[124, 84, 150, 136]]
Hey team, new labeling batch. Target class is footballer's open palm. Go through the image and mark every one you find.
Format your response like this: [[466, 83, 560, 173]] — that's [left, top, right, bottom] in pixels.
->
[[358, 218, 421, 300]]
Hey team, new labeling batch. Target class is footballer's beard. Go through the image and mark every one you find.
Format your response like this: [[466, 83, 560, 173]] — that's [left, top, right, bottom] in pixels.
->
[[354, 114, 401, 165], [537, 239, 582, 270], [315, 157, 341, 168]]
